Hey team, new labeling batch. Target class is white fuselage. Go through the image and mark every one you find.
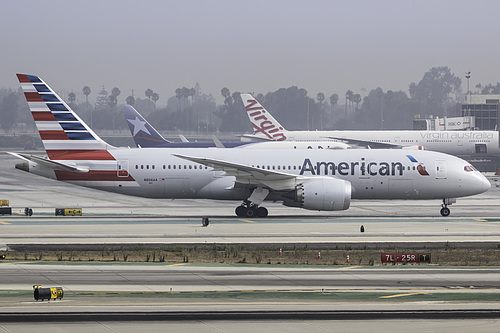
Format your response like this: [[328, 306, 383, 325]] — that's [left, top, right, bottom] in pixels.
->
[[30, 148, 490, 203], [272, 130, 500, 156]]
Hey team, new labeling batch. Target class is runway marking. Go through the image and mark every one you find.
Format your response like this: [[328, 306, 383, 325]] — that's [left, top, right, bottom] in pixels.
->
[[474, 218, 487, 222], [336, 266, 359, 270], [239, 219, 257, 223], [0, 221, 10, 224], [164, 263, 186, 267], [379, 292, 425, 299]]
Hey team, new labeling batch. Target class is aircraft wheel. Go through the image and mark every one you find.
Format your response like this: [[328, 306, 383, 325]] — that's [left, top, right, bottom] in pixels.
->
[[245, 207, 257, 218], [257, 207, 268, 218], [235, 205, 247, 217], [440, 207, 450, 217]]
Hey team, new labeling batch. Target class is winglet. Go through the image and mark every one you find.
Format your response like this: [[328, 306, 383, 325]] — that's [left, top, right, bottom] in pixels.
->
[[211, 135, 226, 148], [240, 93, 288, 141]]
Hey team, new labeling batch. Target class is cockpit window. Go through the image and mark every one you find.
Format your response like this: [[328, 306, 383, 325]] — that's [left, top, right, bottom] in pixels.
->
[[464, 165, 474, 172]]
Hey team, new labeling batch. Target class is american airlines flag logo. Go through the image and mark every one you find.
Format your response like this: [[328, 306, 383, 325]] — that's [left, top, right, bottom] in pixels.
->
[[406, 155, 430, 176], [17, 74, 113, 160]]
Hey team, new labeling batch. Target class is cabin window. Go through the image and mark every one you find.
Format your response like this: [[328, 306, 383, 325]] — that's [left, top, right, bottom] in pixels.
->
[[173, 165, 176, 169], [135, 165, 138, 169], [141, 165, 144, 169], [189, 165, 192, 169]]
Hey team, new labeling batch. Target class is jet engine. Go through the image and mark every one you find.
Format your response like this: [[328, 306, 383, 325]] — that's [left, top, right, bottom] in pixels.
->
[[283, 177, 351, 211]]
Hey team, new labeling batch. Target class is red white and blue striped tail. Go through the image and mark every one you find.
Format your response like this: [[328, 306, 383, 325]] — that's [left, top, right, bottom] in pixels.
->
[[17, 74, 114, 161]]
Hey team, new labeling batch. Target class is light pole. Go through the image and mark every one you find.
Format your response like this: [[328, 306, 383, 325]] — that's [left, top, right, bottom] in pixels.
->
[[465, 71, 471, 103]]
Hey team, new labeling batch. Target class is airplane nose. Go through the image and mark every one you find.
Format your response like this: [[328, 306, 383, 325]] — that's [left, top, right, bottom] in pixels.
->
[[462, 171, 491, 196], [481, 173, 492, 192]]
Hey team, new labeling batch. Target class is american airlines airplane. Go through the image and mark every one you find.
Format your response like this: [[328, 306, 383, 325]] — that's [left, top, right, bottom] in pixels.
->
[[10, 74, 490, 218], [122, 105, 350, 150], [241, 93, 500, 156]]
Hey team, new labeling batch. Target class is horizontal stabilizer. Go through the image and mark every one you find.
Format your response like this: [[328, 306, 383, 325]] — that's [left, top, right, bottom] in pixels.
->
[[8, 152, 89, 173]]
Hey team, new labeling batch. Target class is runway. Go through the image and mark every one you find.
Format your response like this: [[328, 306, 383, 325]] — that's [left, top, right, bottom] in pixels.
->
[[3, 215, 500, 245], [3, 263, 500, 292], [2, 151, 500, 331]]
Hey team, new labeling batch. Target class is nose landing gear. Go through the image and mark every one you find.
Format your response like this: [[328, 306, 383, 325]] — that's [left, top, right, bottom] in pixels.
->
[[440, 198, 456, 217]]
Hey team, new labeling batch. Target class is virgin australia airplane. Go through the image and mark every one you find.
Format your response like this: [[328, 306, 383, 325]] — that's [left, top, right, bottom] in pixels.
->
[[241, 93, 500, 156], [10, 74, 490, 218], [122, 105, 350, 150]]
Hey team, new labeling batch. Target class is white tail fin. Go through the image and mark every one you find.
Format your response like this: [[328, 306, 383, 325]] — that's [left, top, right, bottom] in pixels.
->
[[17, 74, 113, 160], [240, 93, 288, 141]]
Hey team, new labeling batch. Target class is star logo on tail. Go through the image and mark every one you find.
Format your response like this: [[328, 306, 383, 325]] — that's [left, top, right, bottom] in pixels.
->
[[126, 116, 151, 136]]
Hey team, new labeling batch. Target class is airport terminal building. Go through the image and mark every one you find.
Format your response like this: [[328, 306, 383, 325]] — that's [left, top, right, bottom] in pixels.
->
[[462, 94, 500, 131]]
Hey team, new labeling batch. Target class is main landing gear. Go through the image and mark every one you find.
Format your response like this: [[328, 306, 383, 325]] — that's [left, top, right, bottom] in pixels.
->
[[235, 187, 270, 218], [235, 202, 268, 218], [440, 198, 456, 217]]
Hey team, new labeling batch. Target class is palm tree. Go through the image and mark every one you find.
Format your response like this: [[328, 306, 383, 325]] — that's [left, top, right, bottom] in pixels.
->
[[329, 93, 338, 110], [151, 92, 159, 109], [316, 92, 325, 104], [110, 87, 121, 109], [68, 92, 76, 105], [352, 93, 362, 111], [329, 93, 339, 127], [126, 95, 135, 106], [189, 88, 196, 105], [82, 86, 91, 126], [221, 87, 230, 101], [316, 93, 325, 130], [345, 90, 354, 120], [181, 87, 190, 106], [175, 88, 183, 111], [145, 88, 153, 112]]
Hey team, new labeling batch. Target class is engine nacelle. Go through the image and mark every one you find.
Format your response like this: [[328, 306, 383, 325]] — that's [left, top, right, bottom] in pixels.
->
[[283, 177, 351, 211]]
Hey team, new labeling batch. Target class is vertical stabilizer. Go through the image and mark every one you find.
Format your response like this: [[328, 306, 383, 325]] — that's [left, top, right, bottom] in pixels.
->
[[122, 105, 170, 147], [240, 93, 288, 141], [17, 74, 113, 160]]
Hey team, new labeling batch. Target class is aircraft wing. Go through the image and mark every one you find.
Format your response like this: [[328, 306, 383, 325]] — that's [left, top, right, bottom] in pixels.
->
[[327, 137, 402, 149], [8, 152, 89, 173], [173, 154, 305, 191]]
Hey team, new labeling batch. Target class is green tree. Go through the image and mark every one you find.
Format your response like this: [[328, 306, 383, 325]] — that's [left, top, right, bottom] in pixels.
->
[[409, 66, 461, 116]]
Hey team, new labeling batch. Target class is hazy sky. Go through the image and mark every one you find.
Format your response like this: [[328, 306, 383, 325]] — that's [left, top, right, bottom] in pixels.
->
[[2, 0, 500, 105]]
